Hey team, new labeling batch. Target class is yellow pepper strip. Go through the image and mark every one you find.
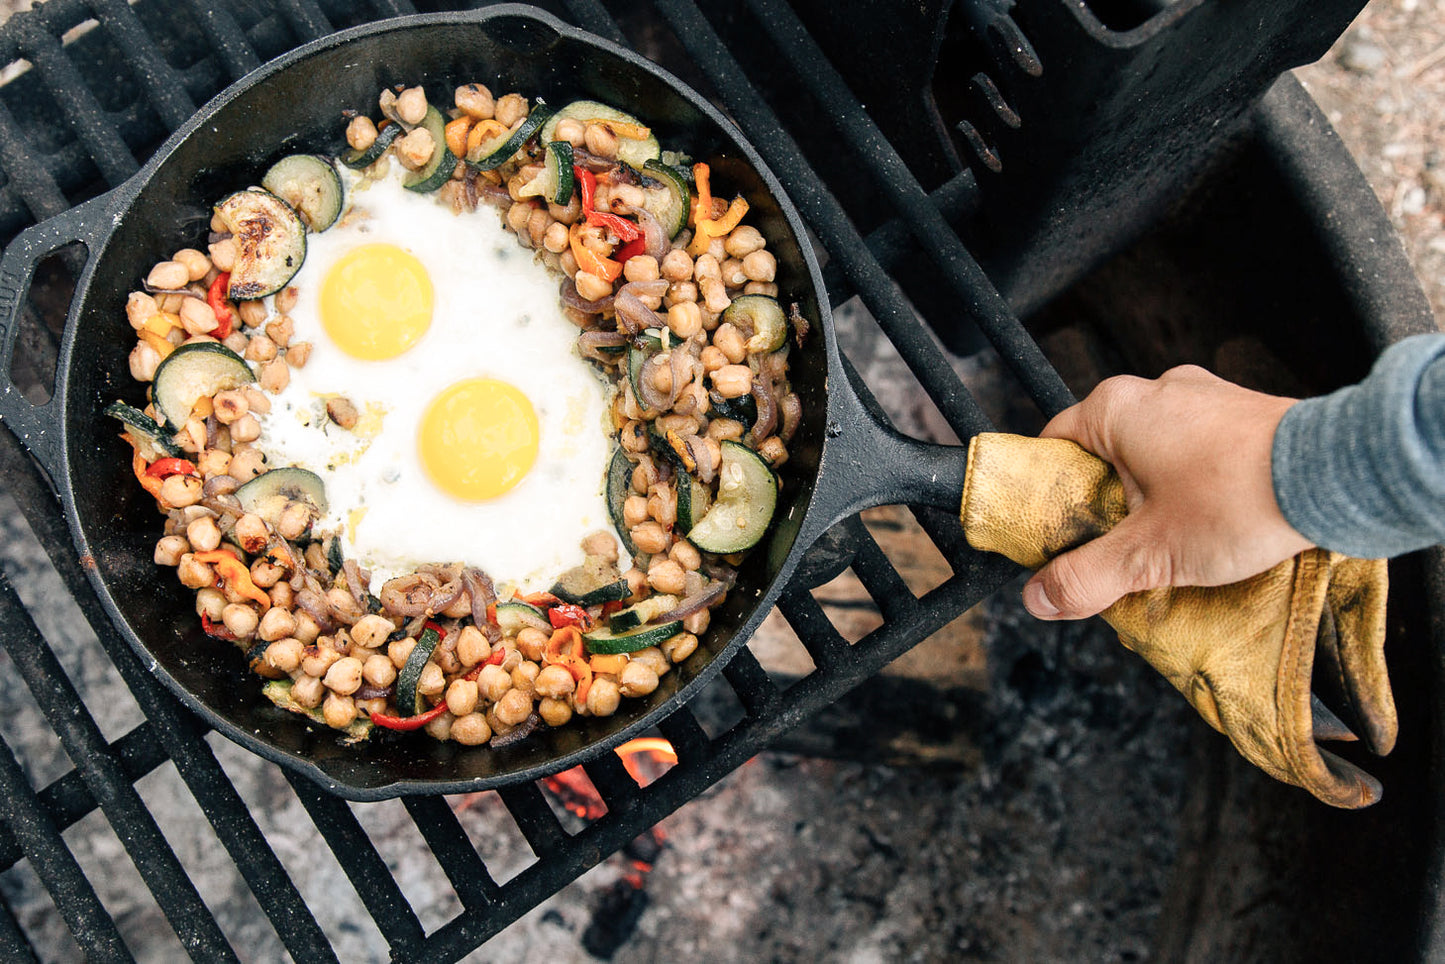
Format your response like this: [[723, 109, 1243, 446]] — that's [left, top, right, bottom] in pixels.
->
[[589, 653, 628, 676], [666, 430, 696, 473], [687, 195, 750, 256], [690, 162, 712, 228], [588, 118, 651, 140], [465, 119, 508, 158], [142, 312, 180, 337], [193, 395, 214, 420], [568, 222, 623, 283], [444, 116, 473, 159], [139, 330, 174, 360], [125, 436, 165, 499], [191, 549, 271, 612]]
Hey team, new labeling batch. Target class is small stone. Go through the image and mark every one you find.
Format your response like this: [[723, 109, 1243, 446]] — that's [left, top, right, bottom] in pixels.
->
[[1340, 40, 1387, 74]]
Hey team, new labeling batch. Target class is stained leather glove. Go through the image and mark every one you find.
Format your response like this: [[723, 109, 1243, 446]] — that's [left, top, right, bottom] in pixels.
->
[[959, 432, 1395, 808]]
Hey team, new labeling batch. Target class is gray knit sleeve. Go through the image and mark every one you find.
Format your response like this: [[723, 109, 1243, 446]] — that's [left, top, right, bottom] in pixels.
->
[[1271, 332, 1445, 558]]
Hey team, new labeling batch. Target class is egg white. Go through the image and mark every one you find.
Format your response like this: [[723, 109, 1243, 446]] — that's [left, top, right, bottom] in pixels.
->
[[255, 160, 628, 593]]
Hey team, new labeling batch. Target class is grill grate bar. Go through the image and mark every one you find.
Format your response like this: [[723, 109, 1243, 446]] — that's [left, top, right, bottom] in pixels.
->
[[650, 0, 995, 444], [87, 0, 197, 129], [0, 722, 169, 873], [274, 0, 334, 41], [285, 772, 427, 953], [653, 704, 711, 763], [0, 99, 69, 221], [0, 433, 339, 963], [0, 734, 128, 960], [776, 586, 851, 670], [741, 0, 1073, 417], [561, 0, 628, 46], [581, 752, 639, 811], [13, 19, 138, 185], [496, 781, 570, 858], [402, 796, 501, 909], [720, 645, 780, 717], [0, 890, 39, 964], [178, 0, 262, 81], [0, 570, 238, 963], [848, 529, 915, 623]]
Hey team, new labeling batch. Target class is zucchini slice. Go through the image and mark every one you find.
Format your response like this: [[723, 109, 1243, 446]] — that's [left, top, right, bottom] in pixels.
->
[[641, 160, 689, 238], [152, 342, 255, 430], [105, 401, 182, 460], [342, 122, 401, 169], [396, 624, 441, 716], [214, 188, 307, 299], [709, 389, 757, 428], [403, 105, 456, 193], [541, 100, 661, 170], [607, 447, 636, 555], [495, 600, 550, 636], [263, 679, 372, 742], [551, 556, 628, 606], [465, 104, 555, 170], [517, 141, 575, 205], [584, 620, 683, 655], [676, 470, 711, 533], [235, 467, 327, 529], [685, 440, 778, 553], [607, 594, 680, 633], [262, 154, 344, 231], [724, 295, 788, 354]]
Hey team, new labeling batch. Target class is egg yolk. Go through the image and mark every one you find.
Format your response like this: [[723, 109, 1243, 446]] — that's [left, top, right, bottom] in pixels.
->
[[419, 378, 539, 501], [320, 243, 433, 359]]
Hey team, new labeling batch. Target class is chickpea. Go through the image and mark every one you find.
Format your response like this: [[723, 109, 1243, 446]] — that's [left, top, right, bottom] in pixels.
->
[[322, 692, 357, 729], [228, 413, 260, 444], [286, 342, 312, 369], [455, 82, 495, 119], [660, 248, 694, 282], [505, 200, 533, 235], [532, 664, 576, 700], [410, 664, 442, 700], [700, 345, 728, 374], [583, 122, 619, 159], [346, 115, 378, 151], [539, 697, 573, 727], [237, 299, 267, 329], [648, 559, 687, 595], [666, 301, 702, 340], [175, 297, 216, 336], [711, 364, 754, 399], [554, 116, 585, 147], [230, 449, 267, 484], [624, 567, 648, 602], [665, 280, 698, 307], [516, 626, 549, 663], [154, 534, 189, 567], [758, 435, 789, 467], [452, 625, 488, 668], [630, 520, 668, 555], [622, 254, 660, 284], [171, 248, 210, 282], [322, 656, 364, 696], [585, 677, 621, 717], [249, 557, 284, 588], [543, 221, 569, 254], [631, 647, 670, 679], [744, 281, 779, 297], [648, 357, 673, 395], [647, 484, 678, 527], [387, 636, 415, 669], [395, 86, 427, 126], [222, 331, 250, 355], [269, 581, 294, 610], [494, 687, 532, 726], [212, 389, 248, 425], [574, 269, 613, 302], [259, 358, 290, 393], [264, 637, 304, 674], [301, 645, 341, 679], [445, 678, 479, 717], [494, 92, 528, 128], [256, 606, 295, 643], [194, 588, 225, 622], [619, 661, 660, 698], [722, 225, 763, 258], [221, 602, 259, 638], [146, 260, 189, 290], [159, 474, 202, 508], [700, 277, 732, 314], [670, 540, 702, 571], [360, 654, 395, 689], [478, 663, 512, 702], [512, 660, 540, 695], [128, 342, 162, 382], [712, 323, 747, 364], [345, 614, 390, 652], [527, 208, 551, 248], [264, 314, 293, 348], [184, 515, 222, 553], [208, 238, 238, 273], [126, 291, 159, 329], [742, 249, 777, 283], [683, 607, 711, 635], [662, 631, 700, 664], [276, 501, 313, 541], [290, 675, 325, 709], [450, 712, 492, 745], [581, 530, 618, 562]]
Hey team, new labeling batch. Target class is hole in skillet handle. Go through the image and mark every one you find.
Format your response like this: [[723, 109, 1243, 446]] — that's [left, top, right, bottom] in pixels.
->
[[476, 9, 566, 54]]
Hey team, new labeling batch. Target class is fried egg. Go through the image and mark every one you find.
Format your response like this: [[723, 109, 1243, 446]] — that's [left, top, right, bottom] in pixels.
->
[[255, 161, 626, 593]]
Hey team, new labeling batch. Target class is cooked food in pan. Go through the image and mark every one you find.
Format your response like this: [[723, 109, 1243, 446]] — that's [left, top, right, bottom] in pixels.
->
[[108, 81, 804, 746]]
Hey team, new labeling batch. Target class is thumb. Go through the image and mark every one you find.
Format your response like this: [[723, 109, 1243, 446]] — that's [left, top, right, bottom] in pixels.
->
[[1022, 515, 1164, 620]]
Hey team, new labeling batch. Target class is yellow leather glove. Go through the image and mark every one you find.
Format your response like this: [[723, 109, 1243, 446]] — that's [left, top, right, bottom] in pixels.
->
[[960, 433, 1396, 808]]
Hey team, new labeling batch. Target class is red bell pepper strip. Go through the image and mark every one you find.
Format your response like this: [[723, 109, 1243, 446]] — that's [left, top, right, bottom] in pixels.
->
[[586, 210, 641, 242], [548, 603, 593, 632], [574, 165, 596, 212], [523, 591, 561, 608], [614, 236, 648, 264], [200, 613, 235, 641], [145, 457, 197, 479], [207, 272, 234, 339], [368, 702, 449, 731]]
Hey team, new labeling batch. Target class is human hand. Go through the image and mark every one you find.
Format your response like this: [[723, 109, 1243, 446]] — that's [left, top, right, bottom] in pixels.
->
[[1023, 365, 1314, 620]]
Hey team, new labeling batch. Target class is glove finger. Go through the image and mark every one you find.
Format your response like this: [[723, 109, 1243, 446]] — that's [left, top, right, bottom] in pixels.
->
[[1026, 514, 1163, 620]]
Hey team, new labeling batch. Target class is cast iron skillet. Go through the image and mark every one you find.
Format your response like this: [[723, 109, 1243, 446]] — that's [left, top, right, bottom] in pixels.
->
[[0, 6, 965, 800]]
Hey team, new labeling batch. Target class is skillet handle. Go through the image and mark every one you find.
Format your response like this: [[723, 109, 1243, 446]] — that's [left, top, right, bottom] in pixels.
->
[[790, 363, 972, 553], [0, 192, 118, 488]]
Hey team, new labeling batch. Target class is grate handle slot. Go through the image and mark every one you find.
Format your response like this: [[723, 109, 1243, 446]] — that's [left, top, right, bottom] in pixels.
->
[[402, 796, 500, 909], [721, 646, 780, 717], [654, 706, 711, 763], [581, 752, 638, 811], [496, 783, 570, 858]]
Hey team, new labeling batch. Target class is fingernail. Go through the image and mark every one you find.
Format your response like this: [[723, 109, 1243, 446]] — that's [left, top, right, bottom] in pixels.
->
[[1023, 581, 1060, 619]]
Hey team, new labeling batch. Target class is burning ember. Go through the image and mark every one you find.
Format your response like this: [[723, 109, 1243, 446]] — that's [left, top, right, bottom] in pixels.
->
[[541, 738, 677, 958]]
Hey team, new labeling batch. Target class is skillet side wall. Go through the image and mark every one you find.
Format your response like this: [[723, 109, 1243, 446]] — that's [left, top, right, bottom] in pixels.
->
[[65, 14, 829, 793]]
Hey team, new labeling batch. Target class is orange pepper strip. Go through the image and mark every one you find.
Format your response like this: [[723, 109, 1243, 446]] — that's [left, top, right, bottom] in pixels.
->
[[592, 118, 651, 140], [690, 162, 712, 228], [544, 625, 585, 664], [568, 223, 623, 283], [126, 438, 165, 499], [554, 655, 594, 705], [139, 330, 175, 360], [465, 119, 508, 158], [589, 653, 628, 676], [444, 116, 473, 159], [191, 549, 271, 612], [687, 195, 750, 257]]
